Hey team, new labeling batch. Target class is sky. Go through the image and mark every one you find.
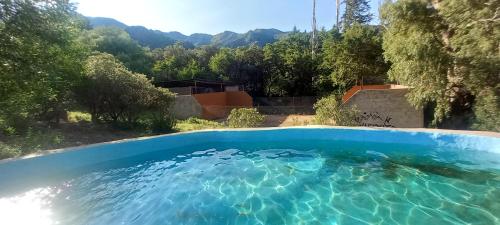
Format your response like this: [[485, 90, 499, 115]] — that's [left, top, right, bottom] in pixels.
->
[[73, 0, 382, 35]]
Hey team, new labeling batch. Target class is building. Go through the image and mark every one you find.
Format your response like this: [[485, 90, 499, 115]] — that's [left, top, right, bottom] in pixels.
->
[[156, 79, 241, 95], [157, 79, 253, 120]]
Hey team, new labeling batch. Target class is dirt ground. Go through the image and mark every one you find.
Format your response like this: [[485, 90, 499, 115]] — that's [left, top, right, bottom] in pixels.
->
[[262, 114, 315, 127]]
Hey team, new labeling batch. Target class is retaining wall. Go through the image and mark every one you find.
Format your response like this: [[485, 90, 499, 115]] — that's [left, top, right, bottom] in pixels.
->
[[344, 89, 424, 128], [193, 91, 253, 119], [172, 95, 203, 119]]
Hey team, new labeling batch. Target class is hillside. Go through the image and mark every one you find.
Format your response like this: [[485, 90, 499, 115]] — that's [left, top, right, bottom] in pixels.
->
[[86, 17, 287, 48]]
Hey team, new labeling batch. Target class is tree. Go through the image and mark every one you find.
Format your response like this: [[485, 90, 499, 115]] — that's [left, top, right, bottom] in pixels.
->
[[80, 27, 154, 75], [0, 0, 87, 133], [209, 48, 237, 80], [321, 24, 388, 95], [314, 95, 359, 126], [381, 0, 499, 131], [341, 0, 373, 28], [77, 53, 174, 125], [235, 45, 265, 96], [262, 31, 320, 96], [153, 43, 216, 80]]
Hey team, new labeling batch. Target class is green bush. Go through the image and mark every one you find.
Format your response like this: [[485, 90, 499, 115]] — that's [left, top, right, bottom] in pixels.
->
[[314, 95, 359, 126], [67, 111, 92, 123], [150, 115, 176, 134], [0, 128, 65, 160], [227, 108, 265, 128], [175, 117, 224, 132], [22, 129, 65, 154], [0, 142, 21, 160]]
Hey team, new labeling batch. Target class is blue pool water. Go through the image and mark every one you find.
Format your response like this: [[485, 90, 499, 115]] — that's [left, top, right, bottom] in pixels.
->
[[0, 128, 499, 225]]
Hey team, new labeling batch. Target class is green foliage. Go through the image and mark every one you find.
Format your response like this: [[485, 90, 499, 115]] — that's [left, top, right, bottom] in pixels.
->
[[472, 88, 500, 132], [227, 108, 265, 128], [148, 88, 177, 133], [342, 0, 373, 28], [263, 31, 320, 96], [80, 27, 154, 75], [209, 48, 238, 80], [0, 127, 66, 160], [314, 95, 359, 126], [321, 24, 389, 95], [76, 53, 175, 126], [0, 142, 21, 160], [381, 0, 499, 130], [0, 0, 88, 134], [209, 45, 265, 95], [175, 117, 224, 132], [67, 111, 92, 123], [22, 129, 65, 153], [153, 43, 216, 80], [149, 114, 176, 134]]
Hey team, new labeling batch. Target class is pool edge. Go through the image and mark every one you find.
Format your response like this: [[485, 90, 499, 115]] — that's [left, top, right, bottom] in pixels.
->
[[1, 126, 499, 164]]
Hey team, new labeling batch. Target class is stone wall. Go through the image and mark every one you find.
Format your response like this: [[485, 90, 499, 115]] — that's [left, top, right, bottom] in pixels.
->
[[344, 89, 423, 128], [172, 95, 203, 119]]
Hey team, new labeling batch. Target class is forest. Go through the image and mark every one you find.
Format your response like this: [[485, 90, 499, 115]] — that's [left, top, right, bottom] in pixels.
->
[[0, 0, 499, 157]]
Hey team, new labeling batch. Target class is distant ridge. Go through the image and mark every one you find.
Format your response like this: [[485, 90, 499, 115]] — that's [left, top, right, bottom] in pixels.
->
[[86, 17, 288, 49]]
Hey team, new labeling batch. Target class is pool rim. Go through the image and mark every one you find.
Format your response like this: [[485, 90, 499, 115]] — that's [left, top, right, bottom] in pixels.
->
[[1, 125, 498, 164]]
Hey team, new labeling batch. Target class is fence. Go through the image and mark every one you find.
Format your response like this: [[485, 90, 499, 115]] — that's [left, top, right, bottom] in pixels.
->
[[254, 96, 317, 115]]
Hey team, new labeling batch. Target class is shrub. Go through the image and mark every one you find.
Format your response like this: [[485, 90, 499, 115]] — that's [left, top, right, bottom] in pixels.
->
[[175, 117, 224, 132], [314, 95, 359, 126], [0, 142, 21, 160], [150, 115, 176, 134], [227, 108, 265, 128], [67, 111, 92, 123], [23, 129, 65, 154]]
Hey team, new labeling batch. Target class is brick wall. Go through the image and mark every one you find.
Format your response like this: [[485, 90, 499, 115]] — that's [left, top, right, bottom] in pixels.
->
[[344, 89, 423, 128]]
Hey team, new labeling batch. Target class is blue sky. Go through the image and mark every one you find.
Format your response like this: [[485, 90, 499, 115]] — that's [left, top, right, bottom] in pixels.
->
[[73, 0, 381, 35]]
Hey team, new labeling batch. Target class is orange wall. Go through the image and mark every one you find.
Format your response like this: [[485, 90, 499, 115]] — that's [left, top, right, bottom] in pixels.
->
[[226, 91, 253, 106], [193, 91, 253, 119], [193, 92, 227, 106]]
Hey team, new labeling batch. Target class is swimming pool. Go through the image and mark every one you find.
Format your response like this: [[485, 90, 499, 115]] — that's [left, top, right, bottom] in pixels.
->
[[0, 127, 499, 225]]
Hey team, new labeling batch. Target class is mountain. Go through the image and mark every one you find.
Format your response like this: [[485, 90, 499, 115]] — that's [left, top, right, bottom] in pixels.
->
[[125, 26, 176, 49], [86, 17, 287, 49], [212, 29, 286, 48], [87, 17, 127, 29]]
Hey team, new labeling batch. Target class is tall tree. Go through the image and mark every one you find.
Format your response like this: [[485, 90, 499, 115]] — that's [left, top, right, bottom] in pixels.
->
[[336, 0, 341, 28], [311, 0, 318, 57], [341, 0, 373, 28], [381, 0, 499, 131], [263, 32, 320, 96], [321, 24, 389, 95], [0, 0, 87, 132]]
